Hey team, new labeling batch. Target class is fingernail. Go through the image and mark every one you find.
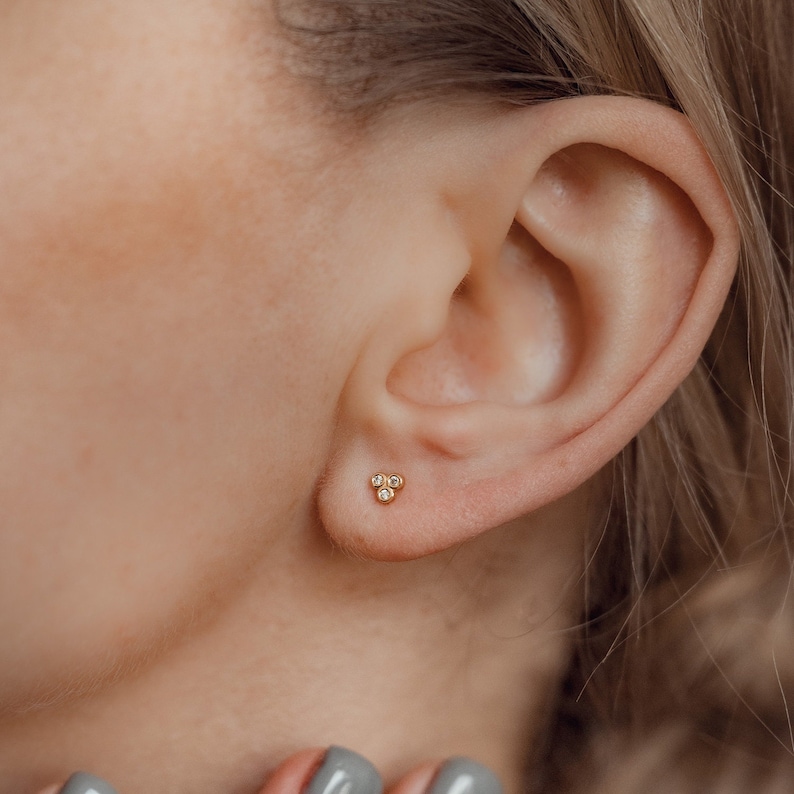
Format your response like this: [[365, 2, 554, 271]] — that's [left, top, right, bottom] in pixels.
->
[[59, 772, 119, 794], [428, 759, 503, 794], [305, 746, 383, 794]]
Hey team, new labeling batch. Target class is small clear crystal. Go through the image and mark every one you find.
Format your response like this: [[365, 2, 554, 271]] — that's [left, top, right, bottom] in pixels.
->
[[388, 475, 402, 489], [378, 488, 393, 502], [372, 474, 385, 488]]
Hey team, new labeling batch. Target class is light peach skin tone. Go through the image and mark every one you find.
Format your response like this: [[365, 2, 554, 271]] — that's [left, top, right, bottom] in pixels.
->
[[0, 1, 738, 793]]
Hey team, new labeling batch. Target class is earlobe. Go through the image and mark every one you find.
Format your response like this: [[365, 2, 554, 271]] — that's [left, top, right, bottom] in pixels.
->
[[317, 97, 739, 561]]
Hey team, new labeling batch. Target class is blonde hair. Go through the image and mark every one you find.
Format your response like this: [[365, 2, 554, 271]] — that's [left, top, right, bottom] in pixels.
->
[[279, 0, 794, 789]]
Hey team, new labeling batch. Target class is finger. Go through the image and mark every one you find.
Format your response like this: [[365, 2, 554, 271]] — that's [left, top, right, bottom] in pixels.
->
[[257, 748, 327, 794], [385, 761, 439, 794], [33, 748, 370, 794], [389, 759, 503, 794], [35, 772, 118, 794], [260, 746, 382, 794]]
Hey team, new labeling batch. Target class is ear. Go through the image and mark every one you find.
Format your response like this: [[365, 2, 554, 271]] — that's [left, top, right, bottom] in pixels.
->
[[317, 96, 740, 561]]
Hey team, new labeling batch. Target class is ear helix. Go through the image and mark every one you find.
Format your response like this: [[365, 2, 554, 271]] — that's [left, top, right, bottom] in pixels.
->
[[371, 473, 404, 504]]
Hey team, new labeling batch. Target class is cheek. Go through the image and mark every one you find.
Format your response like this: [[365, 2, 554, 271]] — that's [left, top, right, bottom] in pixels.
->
[[0, 3, 361, 710], [0, 223, 330, 709]]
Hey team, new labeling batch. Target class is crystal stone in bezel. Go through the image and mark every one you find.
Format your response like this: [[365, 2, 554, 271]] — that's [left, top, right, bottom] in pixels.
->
[[388, 475, 403, 489], [372, 474, 385, 488], [378, 488, 394, 503]]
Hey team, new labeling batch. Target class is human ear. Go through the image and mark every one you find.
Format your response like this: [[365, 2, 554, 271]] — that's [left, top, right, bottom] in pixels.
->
[[317, 96, 739, 561]]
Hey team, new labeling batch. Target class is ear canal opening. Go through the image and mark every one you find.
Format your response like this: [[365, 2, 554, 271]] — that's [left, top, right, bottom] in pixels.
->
[[453, 273, 472, 299]]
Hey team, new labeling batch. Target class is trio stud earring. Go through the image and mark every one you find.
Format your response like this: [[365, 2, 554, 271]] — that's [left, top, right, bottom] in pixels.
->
[[371, 472, 404, 504]]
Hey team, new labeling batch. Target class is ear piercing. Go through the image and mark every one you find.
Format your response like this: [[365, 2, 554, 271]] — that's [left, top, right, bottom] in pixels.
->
[[371, 473, 404, 504]]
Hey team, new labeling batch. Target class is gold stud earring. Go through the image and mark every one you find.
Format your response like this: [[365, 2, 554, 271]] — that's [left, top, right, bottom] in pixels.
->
[[371, 473, 404, 504]]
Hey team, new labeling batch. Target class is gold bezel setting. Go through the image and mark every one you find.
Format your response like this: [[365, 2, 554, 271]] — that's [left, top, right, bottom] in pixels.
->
[[371, 472, 404, 504]]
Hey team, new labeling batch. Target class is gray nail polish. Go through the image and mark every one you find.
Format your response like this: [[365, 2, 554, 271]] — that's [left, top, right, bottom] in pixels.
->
[[429, 758, 503, 794], [59, 772, 119, 794], [305, 746, 383, 794]]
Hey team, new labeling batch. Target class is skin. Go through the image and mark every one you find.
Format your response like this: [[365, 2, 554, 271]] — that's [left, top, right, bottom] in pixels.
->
[[0, 1, 740, 792], [0, 1, 585, 792]]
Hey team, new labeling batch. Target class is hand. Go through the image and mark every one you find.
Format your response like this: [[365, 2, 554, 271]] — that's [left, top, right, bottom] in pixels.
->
[[34, 747, 503, 794]]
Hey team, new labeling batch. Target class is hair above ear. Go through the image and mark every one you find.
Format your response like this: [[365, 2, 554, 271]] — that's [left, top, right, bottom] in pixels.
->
[[317, 96, 740, 561]]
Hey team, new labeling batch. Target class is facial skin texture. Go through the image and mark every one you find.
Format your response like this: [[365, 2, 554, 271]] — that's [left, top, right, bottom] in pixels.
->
[[0, 0, 357, 704], [0, 1, 738, 793], [0, 2, 585, 793]]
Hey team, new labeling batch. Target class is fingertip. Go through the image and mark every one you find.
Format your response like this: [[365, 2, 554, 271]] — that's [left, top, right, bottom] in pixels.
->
[[425, 759, 503, 794], [386, 761, 440, 794], [258, 748, 327, 794], [42, 771, 118, 794], [305, 747, 382, 794]]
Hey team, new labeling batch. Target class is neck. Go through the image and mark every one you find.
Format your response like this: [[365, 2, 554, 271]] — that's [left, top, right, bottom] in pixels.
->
[[0, 501, 584, 794]]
